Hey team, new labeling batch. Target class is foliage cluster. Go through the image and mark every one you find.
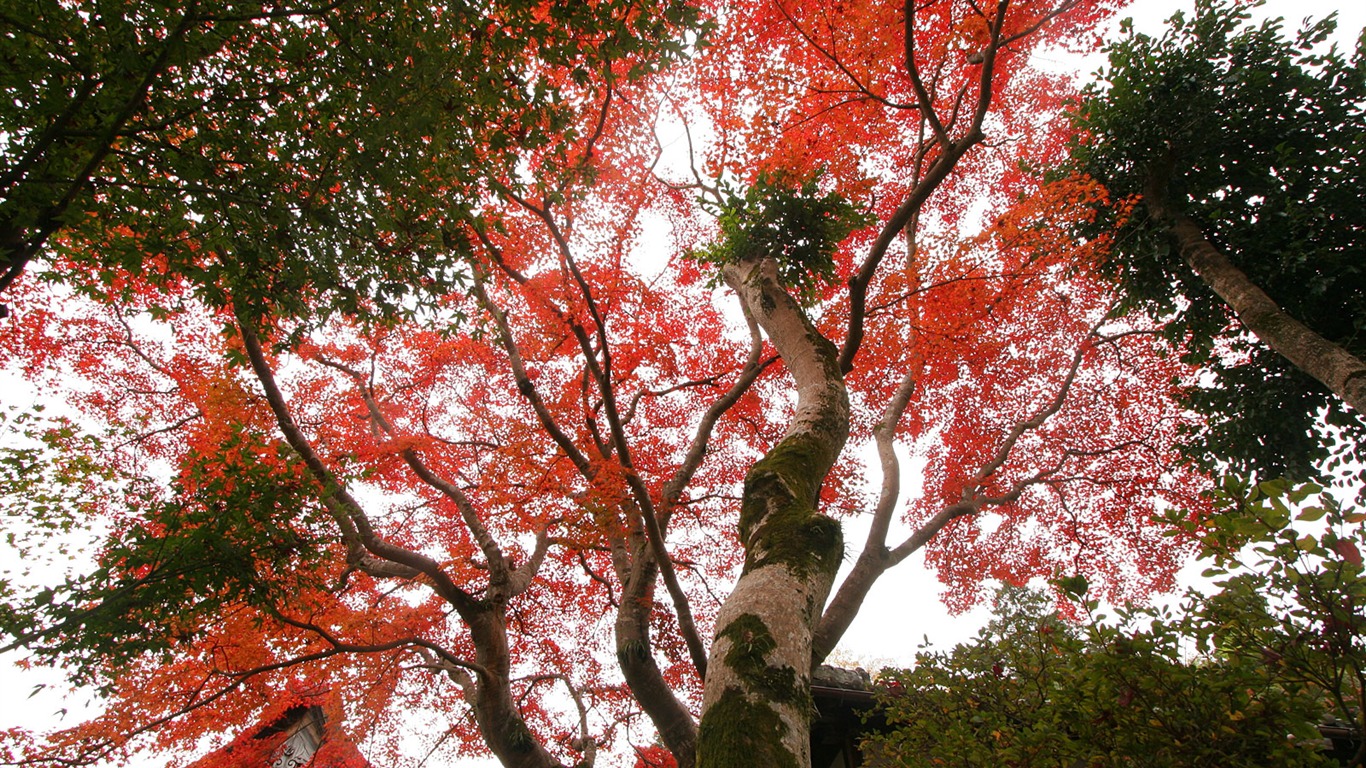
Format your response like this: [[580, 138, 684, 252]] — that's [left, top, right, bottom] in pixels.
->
[[1, 0, 705, 326], [691, 171, 871, 304], [869, 478, 1366, 767], [1, 412, 329, 693], [1188, 478, 1366, 758]]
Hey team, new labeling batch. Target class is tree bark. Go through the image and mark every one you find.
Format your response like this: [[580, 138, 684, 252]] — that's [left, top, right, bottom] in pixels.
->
[[616, 555, 700, 768], [696, 257, 849, 768], [1145, 177, 1366, 415], [1168, 216, 1366, 414], [465, 610, 569, 768]]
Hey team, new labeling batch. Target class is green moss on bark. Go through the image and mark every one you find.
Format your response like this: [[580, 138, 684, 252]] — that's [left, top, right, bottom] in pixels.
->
[[507, 717, 536, 753], [738, 431, 844, 579], [617, 637, 649, 663], [717, 613, 806, 706], [697, 687, 801, 768]]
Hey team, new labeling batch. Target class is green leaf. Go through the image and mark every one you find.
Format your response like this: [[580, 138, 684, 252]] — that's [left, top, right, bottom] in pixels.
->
[[1295, 506, 1328, 523]]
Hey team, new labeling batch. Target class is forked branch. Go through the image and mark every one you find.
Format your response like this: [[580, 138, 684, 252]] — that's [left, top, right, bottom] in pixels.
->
[[235, 311, 481, 616], [815, 323, 1097, 660]]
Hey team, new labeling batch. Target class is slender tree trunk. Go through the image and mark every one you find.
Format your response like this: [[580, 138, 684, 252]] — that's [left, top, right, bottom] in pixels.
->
[[1145, 170, 1366, 415], [812, 547, 890, 664], [1166, 215, 1366, 414], [467, 610, 567, 768], [696, 257, 849, 768], [616, 557, 700, 768]]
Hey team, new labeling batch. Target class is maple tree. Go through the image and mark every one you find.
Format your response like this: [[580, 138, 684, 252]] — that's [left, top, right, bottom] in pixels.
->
[[0, 0, 1215, 767], [0, 0, 699, 320]]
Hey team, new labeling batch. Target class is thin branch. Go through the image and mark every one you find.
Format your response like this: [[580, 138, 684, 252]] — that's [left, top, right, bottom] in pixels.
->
[[467, 259, 595, 479], [772, 0, 910, 110], [312, 354, 513, 591], [273, 614, 486, 677], [234, 311, 480, 615], [507, 200, 712, 678]]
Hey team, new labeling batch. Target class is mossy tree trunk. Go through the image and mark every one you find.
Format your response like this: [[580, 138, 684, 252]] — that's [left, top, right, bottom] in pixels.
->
[[697, 256, 850, 768]]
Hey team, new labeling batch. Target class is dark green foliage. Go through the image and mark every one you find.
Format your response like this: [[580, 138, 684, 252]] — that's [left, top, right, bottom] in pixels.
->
[[692, 171, 871, 304], [2, 0, 707, 327], [0, 408, 112, 567], [873, 477, 1366, 767], [867, 585, 1330, 767], [1165, 478, 1366, 754], [0, 418, 330, 693], [1068, 0, 1366, 478]]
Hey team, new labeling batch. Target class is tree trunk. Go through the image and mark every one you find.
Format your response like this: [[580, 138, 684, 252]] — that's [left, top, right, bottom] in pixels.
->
[[1166, 215, 1366, 415], [1144, 169, 1366, 416], [696, 257, 849, 768], [616, 557, 700, 768], [467, 610, 568, 768]]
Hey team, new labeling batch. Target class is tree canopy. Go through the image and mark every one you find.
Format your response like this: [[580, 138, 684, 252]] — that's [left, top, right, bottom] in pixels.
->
[[1068, 0, 1366, 478], [1, 0, 702, 322], [0, 0, 1359, 767]]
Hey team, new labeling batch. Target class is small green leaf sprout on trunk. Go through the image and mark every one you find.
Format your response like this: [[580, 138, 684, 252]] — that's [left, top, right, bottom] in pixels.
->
[[690, 170, 871, 305]]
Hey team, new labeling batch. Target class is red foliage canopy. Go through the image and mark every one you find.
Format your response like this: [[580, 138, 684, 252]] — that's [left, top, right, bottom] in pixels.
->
[[0, 0, 1207, 765]]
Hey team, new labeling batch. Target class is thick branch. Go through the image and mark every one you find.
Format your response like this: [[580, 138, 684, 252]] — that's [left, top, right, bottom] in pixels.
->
[[812, 364, 916, 662], [507, 526, 552, 598], [660, 298, 771, 517], [614, 555, 700, 768]]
